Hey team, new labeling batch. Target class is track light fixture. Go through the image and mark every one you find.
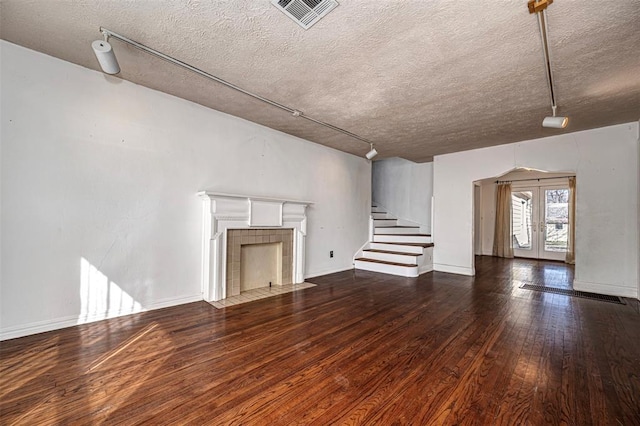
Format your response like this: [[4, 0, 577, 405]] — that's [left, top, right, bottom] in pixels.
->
[[91, 27, 379, 157], [92, 32, 120, 75], [542, 108, 569, 128], [365, 144, 378, 160], [528, 0, 569, 129]]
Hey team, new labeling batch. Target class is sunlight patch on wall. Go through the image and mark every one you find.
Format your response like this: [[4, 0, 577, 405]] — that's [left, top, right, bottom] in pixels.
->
[[79, 257, 142, 324]]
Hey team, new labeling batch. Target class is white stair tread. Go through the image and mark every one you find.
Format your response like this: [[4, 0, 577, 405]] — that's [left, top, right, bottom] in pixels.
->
[[375, 233, 431, 236], [373, 220, 398, 225], [374, 235, 433, 244], [375, 242, 434, 248], [369, 243, 425, 254], [363, 249, 420, 256]]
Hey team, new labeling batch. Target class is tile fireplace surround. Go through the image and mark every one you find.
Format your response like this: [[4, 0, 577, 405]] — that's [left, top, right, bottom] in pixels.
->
[[198, 192, 311, 302], [226, 228, 293, 296]]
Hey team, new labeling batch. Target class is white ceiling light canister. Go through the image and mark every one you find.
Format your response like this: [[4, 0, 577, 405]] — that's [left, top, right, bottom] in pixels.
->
[[91, 32, 120, 75], [542, 115, 569, 128], [365, 144, 378, 160], [528, 0, 569, 129]]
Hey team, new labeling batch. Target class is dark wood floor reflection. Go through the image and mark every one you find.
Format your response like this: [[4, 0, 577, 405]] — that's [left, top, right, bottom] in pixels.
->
[[1, 257, 638, 425]]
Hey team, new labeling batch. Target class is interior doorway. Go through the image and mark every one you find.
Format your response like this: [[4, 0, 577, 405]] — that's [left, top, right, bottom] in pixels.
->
[[473, 168, 575, 263], [511, 184, 569, 261]]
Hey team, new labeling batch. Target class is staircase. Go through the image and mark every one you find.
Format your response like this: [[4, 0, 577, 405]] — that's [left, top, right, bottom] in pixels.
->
[[354, 204, 434, 277]]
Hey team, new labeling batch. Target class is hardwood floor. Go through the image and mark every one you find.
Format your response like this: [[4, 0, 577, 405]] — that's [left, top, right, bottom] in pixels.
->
[[1, 257, 639, 425]]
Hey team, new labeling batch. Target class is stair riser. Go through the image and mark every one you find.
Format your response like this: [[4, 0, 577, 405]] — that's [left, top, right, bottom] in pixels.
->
[[371, 206, 386, 213], [374, 235, 432, 244], [371, 213, 393, 219], [354, 260, 418, 277], [369, 242, 424, 254], [374, 228, 422, 235], [362, 252, 419, 265], [373, 219, 397, 227]]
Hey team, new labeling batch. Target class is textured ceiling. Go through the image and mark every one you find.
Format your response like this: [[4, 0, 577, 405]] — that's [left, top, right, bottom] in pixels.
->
[[1, 0, 639, 162]]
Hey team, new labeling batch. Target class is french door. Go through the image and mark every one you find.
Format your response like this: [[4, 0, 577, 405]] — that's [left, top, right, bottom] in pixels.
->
[[511, 185, 569, 260]]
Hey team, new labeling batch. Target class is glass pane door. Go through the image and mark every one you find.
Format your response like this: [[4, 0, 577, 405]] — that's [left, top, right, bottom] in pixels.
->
[[511, 185, 569, 260], [540, 187, 569, 260], [512, 189, 537, 258]]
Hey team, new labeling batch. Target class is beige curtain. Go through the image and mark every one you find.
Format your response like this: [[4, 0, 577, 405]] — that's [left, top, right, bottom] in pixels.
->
[[565, 176, 576, 264], [493, 182, 514, 258]]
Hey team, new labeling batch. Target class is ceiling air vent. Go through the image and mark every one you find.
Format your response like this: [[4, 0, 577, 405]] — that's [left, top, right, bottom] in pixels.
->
[[271, 0, 339, 30]]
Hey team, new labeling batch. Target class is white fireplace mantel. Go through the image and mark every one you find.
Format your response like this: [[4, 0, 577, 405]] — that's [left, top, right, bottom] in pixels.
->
[[198, 191, 312, 301]]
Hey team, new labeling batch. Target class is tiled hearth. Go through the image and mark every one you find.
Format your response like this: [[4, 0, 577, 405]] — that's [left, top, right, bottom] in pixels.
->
[[226, 228, 293, 297], [209, 282, 316, 309]]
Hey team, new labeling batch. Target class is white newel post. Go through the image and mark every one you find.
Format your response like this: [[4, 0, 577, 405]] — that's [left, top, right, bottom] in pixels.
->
[[198, 192, 312, 302]]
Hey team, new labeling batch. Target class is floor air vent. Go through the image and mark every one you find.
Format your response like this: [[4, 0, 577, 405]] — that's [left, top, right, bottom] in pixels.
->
[[271, 0, 339, 29], [520, 284, 625, 304]]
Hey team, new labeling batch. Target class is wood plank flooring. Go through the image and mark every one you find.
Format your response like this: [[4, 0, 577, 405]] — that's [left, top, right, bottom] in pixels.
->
[[1, 257, 639, 425]]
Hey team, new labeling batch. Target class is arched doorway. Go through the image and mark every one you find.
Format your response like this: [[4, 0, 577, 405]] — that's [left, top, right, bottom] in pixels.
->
[[473, 168, 575, 262]]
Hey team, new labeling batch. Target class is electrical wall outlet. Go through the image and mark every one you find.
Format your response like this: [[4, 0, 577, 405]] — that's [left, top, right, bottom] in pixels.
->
[[330, 250, 334, 258]]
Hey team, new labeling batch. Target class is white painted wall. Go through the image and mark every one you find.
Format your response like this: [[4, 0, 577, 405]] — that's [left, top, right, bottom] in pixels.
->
[[0, 41, 370, 339], [433, 122, 639, 298], [372, 157, 433, 229]]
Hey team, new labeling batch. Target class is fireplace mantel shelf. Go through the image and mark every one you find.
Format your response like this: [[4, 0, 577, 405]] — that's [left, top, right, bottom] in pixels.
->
[[197, 191, 313, 206]]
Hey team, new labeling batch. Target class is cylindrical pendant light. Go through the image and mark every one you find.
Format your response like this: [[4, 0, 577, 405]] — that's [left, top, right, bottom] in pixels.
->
[[92, 40, 120, 75], [365, 144, 378, 160], [542, 116, 569, 128]]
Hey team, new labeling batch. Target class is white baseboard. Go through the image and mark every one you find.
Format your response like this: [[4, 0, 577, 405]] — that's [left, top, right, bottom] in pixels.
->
[[147, 294, 203, 311], [1, 315, 82, 342], [573, 280, 637, 298], [0, 293, 203, 341], [433, 263, 475, 276], [305, 266, 354, 279]]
